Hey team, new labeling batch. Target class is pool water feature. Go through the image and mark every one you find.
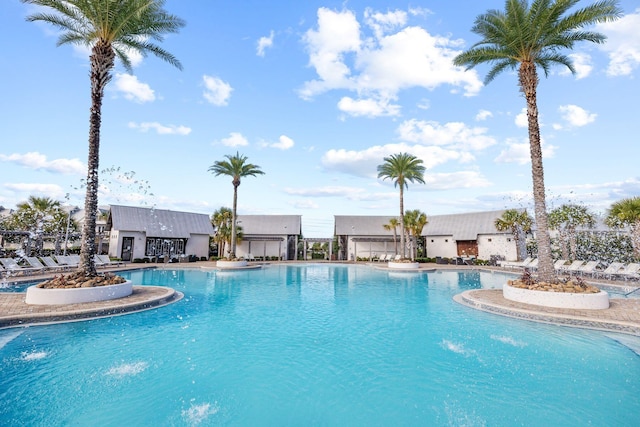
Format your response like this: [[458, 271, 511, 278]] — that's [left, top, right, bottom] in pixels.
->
[[1, 265, 639, 426]]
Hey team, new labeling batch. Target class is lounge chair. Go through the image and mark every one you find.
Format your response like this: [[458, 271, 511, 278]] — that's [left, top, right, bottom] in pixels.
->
[[501, 257, 533, 269], [41, 256, 73, 271], [613, 263, 640, 281], [520, 258, 538, 270], [575, 260, 601, 277], [97, 255, 124, 266], [27, 256, 65, 273], [392, 254, 402, 261], [553, 259, 569, 272], [0, 258, 43, 275], [377, 254, 388, 262], [562, 260, 586, 275], [596, 262, 625, 280], [245, 253, 255, 262]]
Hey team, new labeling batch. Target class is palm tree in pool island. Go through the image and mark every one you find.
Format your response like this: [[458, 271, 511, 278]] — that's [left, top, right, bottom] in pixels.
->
[[453, 0, 621, 282], [22, 0, 185, 277], [209, 153, 265, 259], [377, 153, 426, 259], [606, 197, 640, 259]]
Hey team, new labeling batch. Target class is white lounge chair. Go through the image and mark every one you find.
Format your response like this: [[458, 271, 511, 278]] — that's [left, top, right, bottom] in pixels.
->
[[41, 256, 73, 271], [0, 258, 43, 275], [576, 260, 600, 277], [97, 255, 124, 266], [613, 263, 640, 281], [377, 254, 388, 262], [597, 262, 625, 280], [553, 259, 569, 272], [245, 253, 255, 262], [26, 256, 65, 273], [501, 257, 533, 269], [562, 260, 586, 275]]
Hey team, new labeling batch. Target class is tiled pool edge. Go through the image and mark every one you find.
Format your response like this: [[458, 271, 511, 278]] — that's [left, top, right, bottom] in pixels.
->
[[454, 289, 640, 337]]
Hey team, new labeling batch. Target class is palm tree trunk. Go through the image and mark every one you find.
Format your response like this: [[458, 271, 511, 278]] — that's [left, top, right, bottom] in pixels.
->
[[231, 184, 239, 258], [80, 42, 115, 277], [399, 186, 405, 258], [520, 62, 554, 281]]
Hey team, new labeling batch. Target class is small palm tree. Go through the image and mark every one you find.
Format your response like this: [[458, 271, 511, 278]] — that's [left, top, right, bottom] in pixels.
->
[[208, 153, 264, 259], [454, 0, 621, 281], [14, 196, 62, 256], [548, 204, 595, 260], [377, 153, 426, 259], [383, 217, 400, 255], [606, 197, 640, 258], [404, 209, 428, 260], [23, 0, 185, 277], [494, 209, 533, 261]]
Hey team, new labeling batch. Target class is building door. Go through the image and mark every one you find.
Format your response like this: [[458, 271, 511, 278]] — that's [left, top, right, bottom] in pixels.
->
[[121, 237, 134, 261], [456, 240, 478, 257]]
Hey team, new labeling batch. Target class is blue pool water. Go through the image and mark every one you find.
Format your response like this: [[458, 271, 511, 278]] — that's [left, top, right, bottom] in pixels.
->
[[1, 265, 639, 426]]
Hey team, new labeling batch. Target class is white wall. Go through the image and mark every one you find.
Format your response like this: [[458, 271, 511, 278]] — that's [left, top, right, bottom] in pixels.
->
[[477, 234, 518, 261], [185, 234, 210, 259], [425, 236, 457, 258], [347, 238, 395, 260], [236, 237, 287, 259]]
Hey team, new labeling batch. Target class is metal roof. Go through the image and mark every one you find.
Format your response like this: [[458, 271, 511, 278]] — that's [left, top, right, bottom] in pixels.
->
[[422, 209, 518, 240], [334, 216, 397, 236], [108, 205, 214, 238], [236, 215, 302, 235]]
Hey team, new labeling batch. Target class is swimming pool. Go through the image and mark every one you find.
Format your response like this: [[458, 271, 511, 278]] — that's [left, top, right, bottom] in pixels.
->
[[1, 265, 639, 426]]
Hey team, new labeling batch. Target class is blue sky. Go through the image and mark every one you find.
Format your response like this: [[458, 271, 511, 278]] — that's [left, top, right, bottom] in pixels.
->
[[1, 0, 639, 237]]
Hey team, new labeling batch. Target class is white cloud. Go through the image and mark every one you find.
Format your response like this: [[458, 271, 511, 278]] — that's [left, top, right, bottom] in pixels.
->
[[555, 104, 596, 129], [257, 31, 275, 57], [203, 75, 233, 106], [0, 152, 85, 175], [262, 135, 294, 150], [397, 119, 496, 151], [214, 132, 248, 147], [597, 9, 640, 76], [299, 7, 483, 117], [113, 73, 155, 103], [128, 122, 191, 135], [3, 182, 66, 199], [475, 109, 493, 121], [337, 96, 400, 117], [515, 108, 528, 128], [494, 138, 557, 165], [322, 142, 472, 179], [559, 53, 593, 79], [424, 171, 491, 190]]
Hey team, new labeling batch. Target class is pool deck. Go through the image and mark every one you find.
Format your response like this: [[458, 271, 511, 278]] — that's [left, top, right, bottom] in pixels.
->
[[1, 261, 639, 335]]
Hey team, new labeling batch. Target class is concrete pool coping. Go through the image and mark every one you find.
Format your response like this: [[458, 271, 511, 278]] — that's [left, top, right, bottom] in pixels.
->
[[1, 261, 639, 335]]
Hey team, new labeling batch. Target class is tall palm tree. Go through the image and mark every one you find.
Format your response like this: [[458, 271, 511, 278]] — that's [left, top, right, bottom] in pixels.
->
[[383, 217, 400, 255], [377, 153, 426, 259], [404, 209, 428, 260], [606, 197, 640, 258], [454, 0, 621, 281], [494, 209, 533, 261], [23, 0, 185, 277], [208, 153, 264, 259], [548, 204, 595, 260]]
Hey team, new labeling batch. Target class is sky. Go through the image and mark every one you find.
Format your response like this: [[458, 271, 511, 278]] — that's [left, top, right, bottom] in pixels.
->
[[1, 0, 639, 237]]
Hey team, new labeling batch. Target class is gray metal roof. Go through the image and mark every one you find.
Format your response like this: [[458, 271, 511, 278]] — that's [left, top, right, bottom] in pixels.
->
[[108, 205, 214, 238], [335, 210, 520, 240], [334, 216, 397, 236], [236, 215, 302, 235], [423, 209, 518, 240]]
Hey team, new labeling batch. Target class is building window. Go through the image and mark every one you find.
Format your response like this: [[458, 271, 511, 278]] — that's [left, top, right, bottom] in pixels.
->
[[431, 239, 434, 243], [145, 238, 186, 256], [507, 238, 511, 242], [445, 239, 448, 242], [488, 238, 492, 242]]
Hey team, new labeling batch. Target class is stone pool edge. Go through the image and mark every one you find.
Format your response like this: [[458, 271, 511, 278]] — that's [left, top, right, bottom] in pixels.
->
[[454, 289, 640, 336], [0, 286, 182, 329]]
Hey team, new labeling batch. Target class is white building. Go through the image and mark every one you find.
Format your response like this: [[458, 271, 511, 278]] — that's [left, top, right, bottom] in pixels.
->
[[233, 215, 302, 260], [107, 205, 214, 261]]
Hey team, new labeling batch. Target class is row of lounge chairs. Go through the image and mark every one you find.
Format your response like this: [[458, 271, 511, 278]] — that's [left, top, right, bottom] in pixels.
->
[[499, 257, 640, 281], [0, 255, 124, 277]]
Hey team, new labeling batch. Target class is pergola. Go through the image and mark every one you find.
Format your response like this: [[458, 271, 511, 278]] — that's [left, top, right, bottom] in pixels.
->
[[301, 238, 334, 260]]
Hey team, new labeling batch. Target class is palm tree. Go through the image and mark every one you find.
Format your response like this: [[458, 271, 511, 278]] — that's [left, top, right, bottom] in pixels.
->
[[404, 209, 428, 260], [454, 0, 621, 281], [606, 197, 640, 258], [383, 217, 400, 255], [14, 196, 62, 256], [494, 209, 533, 261], [211, 207, 233, 257], [208, 153, 264, 259], [23, 0, 185, 277], [548, 204, 595, 260], [377, 153, 426, 259]]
